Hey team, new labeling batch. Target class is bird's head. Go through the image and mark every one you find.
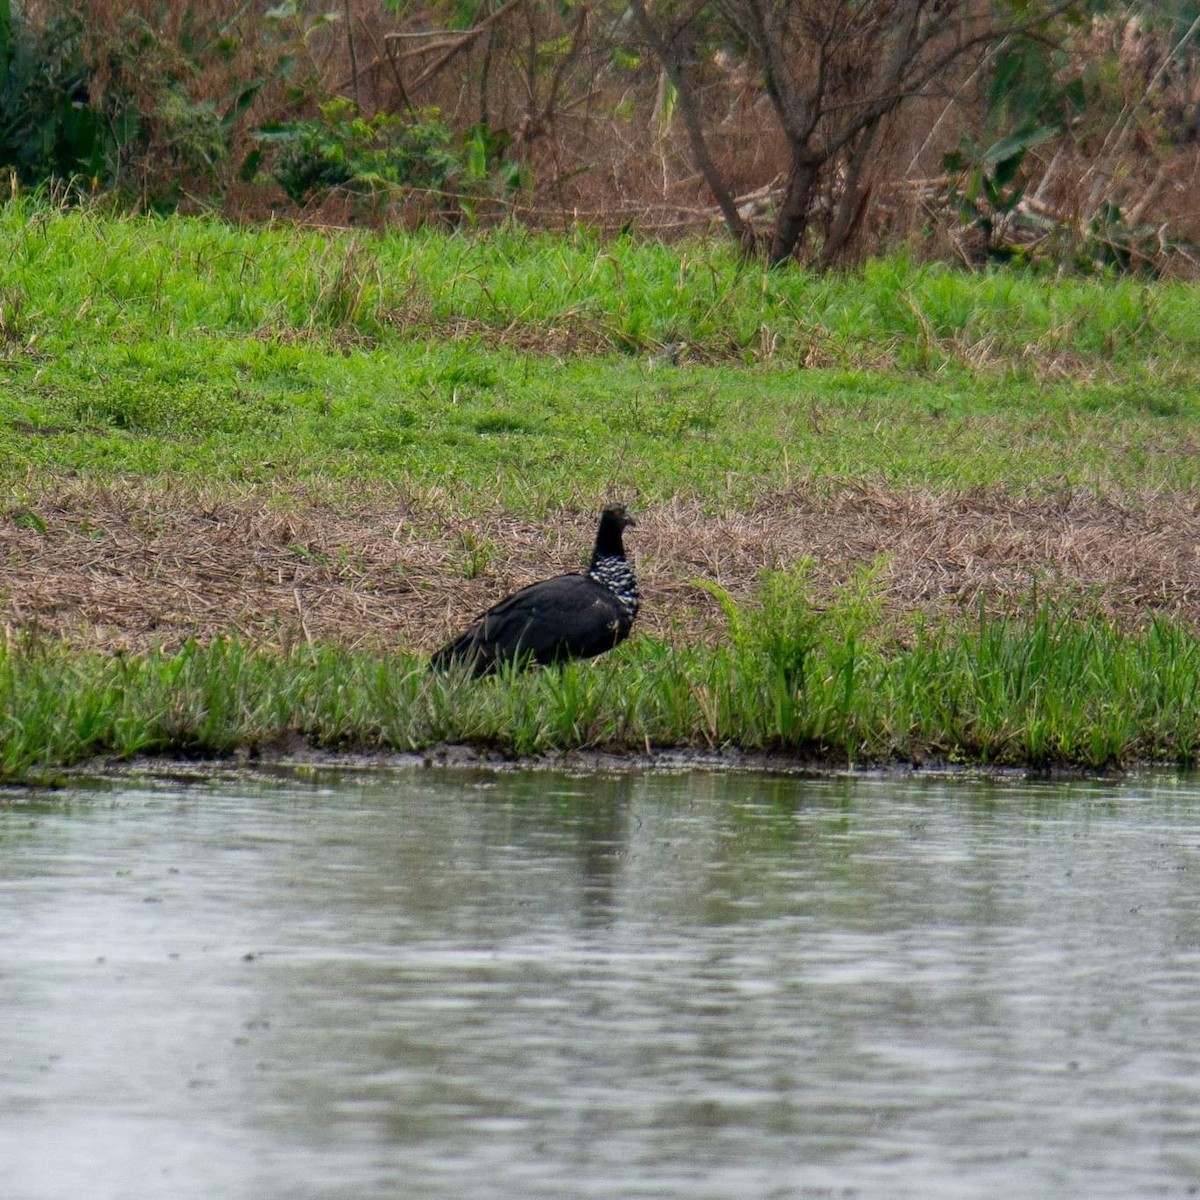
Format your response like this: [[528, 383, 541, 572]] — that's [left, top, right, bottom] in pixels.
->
[[594, 503, 635, 559], [601, 502, 635, 530]]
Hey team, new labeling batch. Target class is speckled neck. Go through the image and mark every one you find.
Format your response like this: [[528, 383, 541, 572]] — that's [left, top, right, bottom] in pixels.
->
[[588, 555, 640, 618]]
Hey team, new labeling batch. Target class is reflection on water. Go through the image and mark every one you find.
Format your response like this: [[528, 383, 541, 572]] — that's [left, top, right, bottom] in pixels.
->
[[2, 768, 1200, 1199]]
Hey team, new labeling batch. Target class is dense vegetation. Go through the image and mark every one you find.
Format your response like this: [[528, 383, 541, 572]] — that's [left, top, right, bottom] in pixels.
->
[[1, 1, 1198, 269]]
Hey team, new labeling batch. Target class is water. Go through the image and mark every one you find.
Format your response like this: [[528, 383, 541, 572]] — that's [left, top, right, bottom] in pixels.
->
[[2, 766, 1199, 1200]]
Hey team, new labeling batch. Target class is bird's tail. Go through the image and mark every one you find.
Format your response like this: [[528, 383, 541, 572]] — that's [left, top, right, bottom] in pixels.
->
[[429, 629, 487, 674]]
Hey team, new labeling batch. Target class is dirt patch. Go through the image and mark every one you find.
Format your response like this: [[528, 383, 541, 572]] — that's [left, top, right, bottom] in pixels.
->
[[3, 484, 1200, 653]]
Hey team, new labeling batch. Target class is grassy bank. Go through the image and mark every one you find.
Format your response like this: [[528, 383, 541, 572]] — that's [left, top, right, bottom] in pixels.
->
[[4, 203, 1200, 778], [1, 202, 1199, 506], [4, 586, 1200, 783]]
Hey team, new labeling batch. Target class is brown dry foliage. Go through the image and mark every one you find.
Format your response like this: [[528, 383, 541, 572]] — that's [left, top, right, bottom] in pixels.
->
[[52, 0, 1200, 258], [5, 485, 1200, 655]]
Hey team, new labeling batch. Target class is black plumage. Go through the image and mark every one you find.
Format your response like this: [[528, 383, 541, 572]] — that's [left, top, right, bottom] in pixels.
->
[[431, 504, 639, 676]]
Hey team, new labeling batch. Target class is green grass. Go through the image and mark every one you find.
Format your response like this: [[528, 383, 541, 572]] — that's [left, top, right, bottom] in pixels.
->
[[4, 201, 1200, 777], [1, 202, 1199, 509], [4, 582, 1200, 783], [3, 203, 1191, 365]]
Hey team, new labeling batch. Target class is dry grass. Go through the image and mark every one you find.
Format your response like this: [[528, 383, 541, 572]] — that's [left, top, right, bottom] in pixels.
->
[[5, 484, 1200, 655]]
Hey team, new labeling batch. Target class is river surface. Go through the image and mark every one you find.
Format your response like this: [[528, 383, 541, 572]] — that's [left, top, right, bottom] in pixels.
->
[[2, 766, 1199, 1199]]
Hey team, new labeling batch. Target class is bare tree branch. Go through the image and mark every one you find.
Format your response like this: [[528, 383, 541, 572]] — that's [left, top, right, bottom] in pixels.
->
[[628, 0, 752, 248], [516, 3, 590, 152], [384, 0, 528, 96], [699, 0, 1086, 263]]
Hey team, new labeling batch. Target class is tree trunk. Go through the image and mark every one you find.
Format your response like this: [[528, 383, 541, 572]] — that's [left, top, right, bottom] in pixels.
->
[[769, 152, 820, 264], [817, 122, 879, 269], [627, 0, 752, 252]]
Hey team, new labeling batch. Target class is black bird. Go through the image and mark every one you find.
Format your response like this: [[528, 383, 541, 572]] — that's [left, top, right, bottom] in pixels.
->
[[431, 504, 639, 676]]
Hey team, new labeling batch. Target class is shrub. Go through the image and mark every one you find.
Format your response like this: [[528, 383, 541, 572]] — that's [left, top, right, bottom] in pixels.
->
[[0, 3, 108, 185], [258, 98, 469, 206]]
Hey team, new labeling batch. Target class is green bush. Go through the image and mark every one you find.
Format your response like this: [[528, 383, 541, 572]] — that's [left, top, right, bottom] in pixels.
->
[[0, 1, 260, 206], [0, 3, 108, 185], [258, 99, 469, 205]]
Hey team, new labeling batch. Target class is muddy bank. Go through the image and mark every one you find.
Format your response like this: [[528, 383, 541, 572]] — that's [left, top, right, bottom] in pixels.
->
[[44, 740, 1134, 795]]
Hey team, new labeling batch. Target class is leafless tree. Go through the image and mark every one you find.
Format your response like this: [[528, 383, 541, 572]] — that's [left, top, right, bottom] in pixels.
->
[[632, 0, 1084, 265]]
